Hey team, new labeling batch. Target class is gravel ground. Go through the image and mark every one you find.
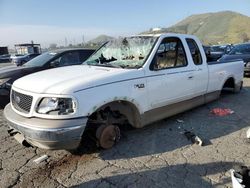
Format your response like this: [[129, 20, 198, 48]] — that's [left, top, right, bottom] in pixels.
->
[[0, 62, 13, 68], [1, 71, 250, 187]]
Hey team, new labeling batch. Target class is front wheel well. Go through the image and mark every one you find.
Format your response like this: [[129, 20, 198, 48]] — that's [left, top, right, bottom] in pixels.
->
[[87, 100, 141, 129]]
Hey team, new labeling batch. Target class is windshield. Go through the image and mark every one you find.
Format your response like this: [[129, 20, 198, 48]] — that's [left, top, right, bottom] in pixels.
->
[[24, 52, 57, 67], [84, 36, 158, 69], [229, 44, 250, 55]]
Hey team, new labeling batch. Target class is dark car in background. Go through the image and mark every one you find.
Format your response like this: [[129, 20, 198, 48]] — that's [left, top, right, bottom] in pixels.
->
[[11, 53, 41, 66], [0, 54, 11, 63], [203, 45, 212, 61], [219, 43, 250, 76], [0, 48, 95, 105], [208, 45, 233, 61]]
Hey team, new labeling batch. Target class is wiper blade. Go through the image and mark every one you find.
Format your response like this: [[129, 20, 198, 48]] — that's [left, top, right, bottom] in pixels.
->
[[125, 64, 142, 69], [105, 63, 142, 69], [86, 62, 124, 69], [101, 63, 124, 69]]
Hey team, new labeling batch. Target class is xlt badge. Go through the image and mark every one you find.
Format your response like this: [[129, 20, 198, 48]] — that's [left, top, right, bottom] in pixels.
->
[[134, 83, 145, 89]]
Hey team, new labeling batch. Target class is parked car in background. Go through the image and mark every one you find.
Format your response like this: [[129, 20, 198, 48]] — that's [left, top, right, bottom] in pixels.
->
[[0, 48, 95, 105], [11, 53, 41, 66], [203, 45, 212, 61], [0, 54, 11, 63], [208, 44, 233, 61], [219, 43, 250, 76]]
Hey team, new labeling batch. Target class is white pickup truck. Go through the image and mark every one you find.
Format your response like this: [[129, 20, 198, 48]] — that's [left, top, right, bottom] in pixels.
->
[[4, 33, 244, 150]]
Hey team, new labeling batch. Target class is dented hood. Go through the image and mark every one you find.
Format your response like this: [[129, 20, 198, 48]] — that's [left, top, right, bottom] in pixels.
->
[[13, 65, 136, 94]]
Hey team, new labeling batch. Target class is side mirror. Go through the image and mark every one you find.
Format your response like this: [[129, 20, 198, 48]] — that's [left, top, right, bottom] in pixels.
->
[[149, 55, 159, 71], [50, 60, 59, 67]]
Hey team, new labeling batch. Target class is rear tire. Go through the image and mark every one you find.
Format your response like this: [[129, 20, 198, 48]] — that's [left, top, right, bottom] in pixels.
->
[[233, 81, 243, 93]]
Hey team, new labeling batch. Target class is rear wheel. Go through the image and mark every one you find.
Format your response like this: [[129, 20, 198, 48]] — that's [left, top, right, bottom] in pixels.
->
[[233, 81, 243, 93]]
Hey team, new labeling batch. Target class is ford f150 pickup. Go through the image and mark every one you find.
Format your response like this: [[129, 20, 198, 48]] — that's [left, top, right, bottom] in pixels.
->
[[4, 33, 244, 150]]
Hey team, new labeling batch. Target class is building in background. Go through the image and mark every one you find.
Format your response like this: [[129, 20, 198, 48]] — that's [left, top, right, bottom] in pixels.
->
[[14, 42, 41, 55], [0, 46, 9, 55]]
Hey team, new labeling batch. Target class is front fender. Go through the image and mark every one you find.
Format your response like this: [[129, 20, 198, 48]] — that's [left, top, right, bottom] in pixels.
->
[[80, 96, 143, 117], [74, 84, 146, 118]]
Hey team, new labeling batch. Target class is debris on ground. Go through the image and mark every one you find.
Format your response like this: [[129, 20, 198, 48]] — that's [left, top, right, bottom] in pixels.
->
[[247, 128, 250, 139], [231, 166, 250, 188], [176, 119, 184, 123], [211, 108, 234, 116], [184, 131, 203, 146], [33, 155, 49, 164]]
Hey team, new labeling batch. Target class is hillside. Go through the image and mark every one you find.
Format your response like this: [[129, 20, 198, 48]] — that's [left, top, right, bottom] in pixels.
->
[[145, 11, 250, 45], [87, 35, 114, 45]]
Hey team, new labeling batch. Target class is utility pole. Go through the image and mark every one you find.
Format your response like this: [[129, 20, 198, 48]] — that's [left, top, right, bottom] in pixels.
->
[[64, 37, 68, 47], [82, 35, 85, 44]]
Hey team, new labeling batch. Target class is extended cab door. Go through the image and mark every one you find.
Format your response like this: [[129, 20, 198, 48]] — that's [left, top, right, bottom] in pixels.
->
[[185, 38, 208, 96], [146, 37, 196, 109]]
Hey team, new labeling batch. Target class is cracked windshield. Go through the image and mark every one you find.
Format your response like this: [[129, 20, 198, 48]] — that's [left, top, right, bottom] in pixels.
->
[[84, 36, 157, 68]]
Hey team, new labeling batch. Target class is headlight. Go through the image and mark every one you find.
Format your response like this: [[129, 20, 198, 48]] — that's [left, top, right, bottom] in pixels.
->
[[37, 97, 76, 115], [0, 78, 10, 88]]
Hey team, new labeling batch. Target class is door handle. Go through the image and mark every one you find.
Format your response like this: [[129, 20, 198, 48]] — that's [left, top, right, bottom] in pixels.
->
[[188, 76, 194, 79]]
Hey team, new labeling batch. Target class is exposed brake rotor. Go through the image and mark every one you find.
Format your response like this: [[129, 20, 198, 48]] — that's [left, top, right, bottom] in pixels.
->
[[96, 124, 121, 149]]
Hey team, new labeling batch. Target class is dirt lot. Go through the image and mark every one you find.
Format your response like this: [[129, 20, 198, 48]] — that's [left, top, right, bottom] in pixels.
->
[[1, 67, 250, 187], [0, 62, 13, 68]]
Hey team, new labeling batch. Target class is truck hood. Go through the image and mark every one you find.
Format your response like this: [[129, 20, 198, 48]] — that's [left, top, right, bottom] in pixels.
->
[[13, 65, 139, 94]]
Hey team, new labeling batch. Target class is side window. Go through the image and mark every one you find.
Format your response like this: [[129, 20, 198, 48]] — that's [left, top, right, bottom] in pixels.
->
[[186, 38, 202, 65], [51, 51, 80, 67], [154, 37, 187, 70]]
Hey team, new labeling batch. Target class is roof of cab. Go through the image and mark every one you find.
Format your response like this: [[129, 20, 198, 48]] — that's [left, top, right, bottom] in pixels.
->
[[136, 33, 197, 38]]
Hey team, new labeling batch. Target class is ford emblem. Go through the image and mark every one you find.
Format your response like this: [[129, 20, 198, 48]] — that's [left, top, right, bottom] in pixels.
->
[[15, 96, 21, 104]]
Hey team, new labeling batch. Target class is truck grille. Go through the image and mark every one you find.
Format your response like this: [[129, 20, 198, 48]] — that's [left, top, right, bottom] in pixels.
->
[[11, 90, 33, 113]]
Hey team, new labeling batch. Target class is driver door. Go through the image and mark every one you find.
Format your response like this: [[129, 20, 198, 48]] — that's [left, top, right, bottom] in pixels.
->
[[147, 37, 195, 109]]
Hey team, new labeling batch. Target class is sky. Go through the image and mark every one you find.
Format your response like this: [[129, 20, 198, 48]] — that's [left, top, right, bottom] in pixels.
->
[[0, 0, 250, 48]]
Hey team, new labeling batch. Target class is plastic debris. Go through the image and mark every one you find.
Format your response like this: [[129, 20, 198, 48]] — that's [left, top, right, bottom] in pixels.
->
[[247, 128, 250, 139], [33, 155, 49, 164], [176, 119, 184, 123], [231, 169, 244, 188], [211, 108, 234, 116], [231, 166, 250, 188], [184, 131, 203, 146]]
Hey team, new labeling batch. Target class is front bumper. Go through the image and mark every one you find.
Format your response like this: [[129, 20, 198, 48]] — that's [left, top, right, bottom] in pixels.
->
[[4, 103, 87, 150]]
